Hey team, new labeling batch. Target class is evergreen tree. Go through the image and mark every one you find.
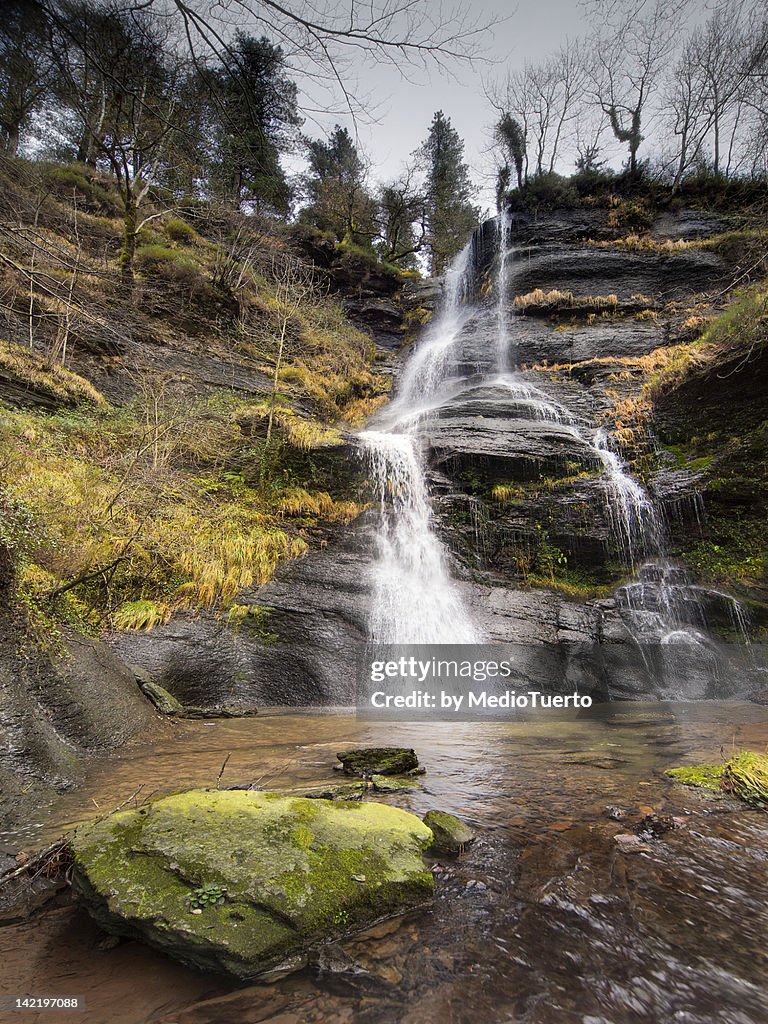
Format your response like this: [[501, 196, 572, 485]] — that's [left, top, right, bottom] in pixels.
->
[[207, 34, 300, 214], [418, 111, 478, 275], [301, 125, 377, 246]]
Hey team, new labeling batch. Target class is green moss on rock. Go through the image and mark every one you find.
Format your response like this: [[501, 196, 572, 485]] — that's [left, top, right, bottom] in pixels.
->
[[665, 763, 725, 791], [72, 788, 434, 979], [423, 811, 476, 856], [666, 752, 768, 807], [336, 747, 419, 776]]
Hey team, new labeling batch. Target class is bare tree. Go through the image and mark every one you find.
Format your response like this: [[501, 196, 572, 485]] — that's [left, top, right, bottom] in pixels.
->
[[262, 254, 317, 471], [589, 0, 682, 174], [39, 0, 494, 128], [666, 35, 708, 190], [489, 42, 586, 182], [50, 3, 182, 283]]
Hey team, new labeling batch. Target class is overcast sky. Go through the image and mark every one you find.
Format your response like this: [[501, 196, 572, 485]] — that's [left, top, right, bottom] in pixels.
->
[[289, 0, 712, 211], [291, 0, 592, 212]]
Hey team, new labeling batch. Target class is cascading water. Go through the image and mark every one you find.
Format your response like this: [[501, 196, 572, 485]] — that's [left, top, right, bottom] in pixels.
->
[[361, 209, 749, 660], [361, 245, 480, 644], [486, 208, 749, 649], [495, 208, 512, 373]]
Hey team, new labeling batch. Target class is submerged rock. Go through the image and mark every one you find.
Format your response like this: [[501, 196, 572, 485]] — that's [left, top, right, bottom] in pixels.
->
[[423, 811, 476, 856], [614, 833, 653, 854], [300, 782, 368, 801], [336, 747, 420, 777], [72, 789, 433, 979], [371, 774, 421, 793]]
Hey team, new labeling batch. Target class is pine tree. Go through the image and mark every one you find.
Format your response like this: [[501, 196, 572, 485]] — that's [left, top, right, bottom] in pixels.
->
[[208, 34, 301, 214], [418, 111, 478, 275], [301, 125, 377, 246]]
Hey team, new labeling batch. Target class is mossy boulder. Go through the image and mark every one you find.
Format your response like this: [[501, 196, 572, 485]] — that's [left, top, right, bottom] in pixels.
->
[[71, 789, 434, 979], [337, 747, 419, 776], [423, 811, 476, 856], [137, 676, 184, 716]]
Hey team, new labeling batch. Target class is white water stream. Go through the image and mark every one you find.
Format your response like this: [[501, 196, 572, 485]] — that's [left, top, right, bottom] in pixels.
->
[[360, 244, 479, 644]]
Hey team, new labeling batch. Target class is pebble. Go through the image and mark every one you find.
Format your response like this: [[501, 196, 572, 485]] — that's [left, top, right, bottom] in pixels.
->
[[614, 833, 653, 854]]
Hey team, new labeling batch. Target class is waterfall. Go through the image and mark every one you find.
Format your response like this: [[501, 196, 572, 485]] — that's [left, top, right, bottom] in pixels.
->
[[593, 429, 662, 567], [360, 211, 749, 654], [394, 244, 474, 412], [495, 209, 512, 373], [487, 209, 750, 648], [360, 243, 480, 644]]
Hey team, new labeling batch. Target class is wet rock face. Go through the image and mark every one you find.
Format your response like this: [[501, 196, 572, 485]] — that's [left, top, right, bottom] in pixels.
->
[[0, 614, 161, 836], [110, 541, 372, 707], [72, 789, 434, 980], [109, 208, 760, 707]]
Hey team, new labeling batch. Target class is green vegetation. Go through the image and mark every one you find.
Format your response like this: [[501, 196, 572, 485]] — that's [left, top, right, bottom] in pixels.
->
[[667, 751, 768, 806], [0, 397, 368, 635], [665, 763, 725, 791], [188, 883, 228, 910], [643, 278, 768, 609], [722, 752, 768, 806], [0, 163, 382, 640], [647, 281, 768, 399]]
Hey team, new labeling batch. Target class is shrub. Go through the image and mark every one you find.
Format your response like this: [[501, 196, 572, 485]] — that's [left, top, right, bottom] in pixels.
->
[[507, 172, 580, 212], [113, 599, 172, 631], [135, 243, 208, 296], [164, 217, 200, 245]]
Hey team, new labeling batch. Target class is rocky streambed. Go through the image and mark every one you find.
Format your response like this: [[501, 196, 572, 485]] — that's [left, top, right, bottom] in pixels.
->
[[2, 704, 768, 1024]]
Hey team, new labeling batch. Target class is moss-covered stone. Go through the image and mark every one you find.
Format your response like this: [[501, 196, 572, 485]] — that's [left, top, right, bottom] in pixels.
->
[[666, 752, 768, 806], [371, 774, 421, 793], [423, 811, 476, 856], [72, 789, 434, 979], [136, 675, 184, 716], [665, 764, 725, 791], [336, 747, 419, 777]]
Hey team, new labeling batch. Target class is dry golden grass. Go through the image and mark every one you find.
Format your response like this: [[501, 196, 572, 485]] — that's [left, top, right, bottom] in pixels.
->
[[587, 234, 693, 252], [279, 487, 366, 523], [0, 338, 106, 405], [237, 401, 343, 450], [342, 394, 389, 426], [513, 289, 620, 311]]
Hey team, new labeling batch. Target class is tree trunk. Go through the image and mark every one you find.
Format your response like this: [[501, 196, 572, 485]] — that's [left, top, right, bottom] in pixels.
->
[[3, 125, 20, 156], [120, 195, 138, 285]]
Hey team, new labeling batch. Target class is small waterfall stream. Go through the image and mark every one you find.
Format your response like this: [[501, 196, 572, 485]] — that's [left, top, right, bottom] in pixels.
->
[[360, 246, 480, 643]]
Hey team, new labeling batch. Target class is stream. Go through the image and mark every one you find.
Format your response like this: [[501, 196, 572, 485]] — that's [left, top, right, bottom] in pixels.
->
[[2, 704, 768, 1024]]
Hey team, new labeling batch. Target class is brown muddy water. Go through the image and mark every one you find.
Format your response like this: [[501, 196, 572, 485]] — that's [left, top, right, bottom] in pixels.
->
[[1, 703, 767, 1024]]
